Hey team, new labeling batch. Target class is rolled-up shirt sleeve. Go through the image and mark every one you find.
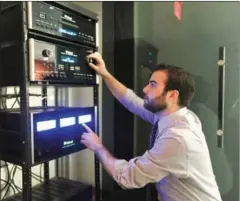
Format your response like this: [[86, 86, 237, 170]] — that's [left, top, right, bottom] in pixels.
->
[[112, 136, 189, 189], [119, 88, 155, 124]]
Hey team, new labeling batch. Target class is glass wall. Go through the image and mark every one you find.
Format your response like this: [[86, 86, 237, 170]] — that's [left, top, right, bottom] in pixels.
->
[[134, 2, 239, 200]]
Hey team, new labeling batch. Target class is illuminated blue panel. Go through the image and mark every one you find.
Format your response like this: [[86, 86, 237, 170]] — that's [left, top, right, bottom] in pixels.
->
[[78, 114, 92, 124], [37, 120, 56, 132], [59, 28, 77, 36], [61, 55, 77, 63], [60, 117, 76, 128]]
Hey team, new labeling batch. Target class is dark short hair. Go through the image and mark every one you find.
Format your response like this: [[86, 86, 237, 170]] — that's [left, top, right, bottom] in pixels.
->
[[153, 64, 195, 107]]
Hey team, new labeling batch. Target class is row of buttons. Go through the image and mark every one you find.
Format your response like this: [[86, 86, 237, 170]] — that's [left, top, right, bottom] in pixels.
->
[[38, 72, 94, 80], [79, 32, 94, 41], [58, 65, 81, 72], [34, 21, 95, 46], [40, 72, 66, 79], [69, 66, 81, 71], [35, 25, 95, 46], [35, 18, 58, 31], [35, 22, 58, 32], [82, 40, 95, 46], [73, 73, 94, 80]]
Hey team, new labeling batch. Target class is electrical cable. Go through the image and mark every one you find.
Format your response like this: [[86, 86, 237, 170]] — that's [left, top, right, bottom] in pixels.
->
[[16, 166, 44, 183], [0, 89, 19, 199], [3, 88, 7, 109], [13, 87, 20, 106], [40, 164, 43, 182], [0, 87, 45, 199], [0, 162, 11, 200], [11, 166, 21, 192], [0, 180, 15, 199], [10, 87, 19, 109], [2, 164, 16, 199], [0, 164, 44, 199], [0, 88, 7, 109]]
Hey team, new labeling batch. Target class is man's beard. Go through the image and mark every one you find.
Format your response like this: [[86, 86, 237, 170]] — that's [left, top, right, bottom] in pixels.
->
[[144, 96, 167, 113]]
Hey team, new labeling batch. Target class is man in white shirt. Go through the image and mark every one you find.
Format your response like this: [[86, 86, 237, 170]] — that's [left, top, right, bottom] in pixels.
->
[[81, 52, 222, 201]]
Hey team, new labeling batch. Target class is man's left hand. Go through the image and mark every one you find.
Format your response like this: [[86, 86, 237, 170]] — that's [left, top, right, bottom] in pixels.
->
[[81, 123, 103, 152]]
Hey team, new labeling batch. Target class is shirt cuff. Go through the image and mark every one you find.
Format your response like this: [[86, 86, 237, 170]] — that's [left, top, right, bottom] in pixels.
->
[[112, 158, 138, 189]]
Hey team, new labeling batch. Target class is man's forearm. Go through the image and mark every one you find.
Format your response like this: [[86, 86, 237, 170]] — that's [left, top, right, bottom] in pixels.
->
[[95, 145, 117, 177]]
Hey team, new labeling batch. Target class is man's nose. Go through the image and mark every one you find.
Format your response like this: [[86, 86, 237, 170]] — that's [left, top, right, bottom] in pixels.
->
[[143, 85, 148, 94]]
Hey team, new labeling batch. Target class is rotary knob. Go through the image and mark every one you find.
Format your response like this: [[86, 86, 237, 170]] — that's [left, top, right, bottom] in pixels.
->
[[42, 49, 52, 57]]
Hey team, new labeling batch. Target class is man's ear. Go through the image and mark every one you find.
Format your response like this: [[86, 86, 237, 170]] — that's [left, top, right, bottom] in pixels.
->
[[168, 90, 179, 100]]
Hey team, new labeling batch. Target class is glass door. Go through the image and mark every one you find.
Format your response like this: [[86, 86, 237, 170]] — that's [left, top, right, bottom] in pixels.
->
[[134, 2, 239, 200]]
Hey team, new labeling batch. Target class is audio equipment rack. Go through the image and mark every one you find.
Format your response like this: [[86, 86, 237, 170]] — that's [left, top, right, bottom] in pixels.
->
[[0, 1, 101, 201]]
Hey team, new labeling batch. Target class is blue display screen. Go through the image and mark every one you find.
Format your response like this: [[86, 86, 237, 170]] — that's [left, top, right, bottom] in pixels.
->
[[59, 28, 77, 36], [61, 55, 78, 63], [35, 114, 92, 132]]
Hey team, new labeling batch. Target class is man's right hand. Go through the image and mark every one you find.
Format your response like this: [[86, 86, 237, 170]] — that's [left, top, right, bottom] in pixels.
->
[[87, 52, 110, 79], [87, 52, 127, 101]]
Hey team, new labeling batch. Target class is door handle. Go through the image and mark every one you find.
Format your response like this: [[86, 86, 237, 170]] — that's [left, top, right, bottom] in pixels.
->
[[217, 46, 225, 148]]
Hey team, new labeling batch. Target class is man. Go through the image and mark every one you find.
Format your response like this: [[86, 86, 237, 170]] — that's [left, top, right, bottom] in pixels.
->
[[81, 52, 222, 201]]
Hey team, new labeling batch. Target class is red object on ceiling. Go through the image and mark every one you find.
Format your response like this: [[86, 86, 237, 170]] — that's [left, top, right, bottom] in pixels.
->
[[174, 1, 183, 21]]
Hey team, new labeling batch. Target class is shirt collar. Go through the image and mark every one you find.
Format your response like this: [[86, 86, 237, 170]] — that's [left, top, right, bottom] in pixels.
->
[[154, 107, 188, 131]]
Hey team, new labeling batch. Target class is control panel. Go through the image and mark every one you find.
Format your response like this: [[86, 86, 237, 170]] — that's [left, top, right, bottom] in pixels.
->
[[27, 1, 96, 46], [29, 38, 97, 85], [33, 107, 95, 163]]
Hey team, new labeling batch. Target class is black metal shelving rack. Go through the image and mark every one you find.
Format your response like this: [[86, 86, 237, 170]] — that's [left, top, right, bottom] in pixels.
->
[[0, 2, 101, 201]]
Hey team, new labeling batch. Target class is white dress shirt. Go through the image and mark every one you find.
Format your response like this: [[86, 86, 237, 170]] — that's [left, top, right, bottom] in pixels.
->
[[112, 88, 222, 201]]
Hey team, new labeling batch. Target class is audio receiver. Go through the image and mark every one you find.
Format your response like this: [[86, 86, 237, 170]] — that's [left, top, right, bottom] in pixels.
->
[[27, 1, 96, 46], [28, 38, 97, 85], [0, 1, 98, 86], [0, 107, 96, 165]]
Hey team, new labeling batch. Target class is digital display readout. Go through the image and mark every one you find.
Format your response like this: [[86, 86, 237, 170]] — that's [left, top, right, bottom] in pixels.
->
[[60, 117, 76, 128], [59, 28, 77, 36], [60, 55, 78, 63], [37, 120, 56, 132]]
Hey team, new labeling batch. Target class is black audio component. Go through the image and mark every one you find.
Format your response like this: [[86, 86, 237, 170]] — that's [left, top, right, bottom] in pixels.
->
[[0, 2, 100, 201], [3, 177, 93, 201], [27, 2, 97, 47], [29, 38, 97, 85], [0, 2, 98, 86], [0, 107, 95, 165]]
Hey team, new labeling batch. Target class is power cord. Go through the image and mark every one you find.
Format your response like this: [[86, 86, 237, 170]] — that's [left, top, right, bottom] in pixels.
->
[[0, 163, 44, 200], [0, 161, 11, 199], [16, 166, 44, 183], [40, 164, 43, 182], [2, 163, 17, 199], [0, 87, 46, 199]]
